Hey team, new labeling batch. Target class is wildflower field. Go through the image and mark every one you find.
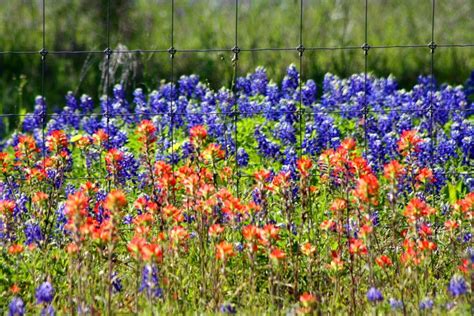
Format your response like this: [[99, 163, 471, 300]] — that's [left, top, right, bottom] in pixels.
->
[[1, 65, 473, 314]]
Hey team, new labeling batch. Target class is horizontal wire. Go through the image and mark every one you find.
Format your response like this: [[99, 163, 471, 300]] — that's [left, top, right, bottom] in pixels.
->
[[0, 43, 472, 56], [0, 108, 470, 119]]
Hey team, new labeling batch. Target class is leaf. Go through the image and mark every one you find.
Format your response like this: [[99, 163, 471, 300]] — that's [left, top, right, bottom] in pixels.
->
[[70, 134, 83, 143]]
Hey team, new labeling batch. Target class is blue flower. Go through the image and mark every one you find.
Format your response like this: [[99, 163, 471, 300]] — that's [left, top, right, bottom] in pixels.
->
[[112, 271, 123, 293], [236, 147, 249, 167], [220, 303, 237, 314], [366, 287, 383, 303], [24, 223, 43, 245], [419, 298, 434, 310], [140, 264, 163, 299], [8, 297, 25, 316], [282, 64, 299, 99], [40, 304, 55, 316], [35, 281, 55, 304], [389, 298, 403, 310], [448, 275, 467, 297]]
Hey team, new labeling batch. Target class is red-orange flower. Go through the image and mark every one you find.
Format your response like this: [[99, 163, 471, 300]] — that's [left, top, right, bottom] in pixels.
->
[[8, 244, 24, 255], [269, 248, 286, 261], [137, 120, 157, 146], [208, 224, 225, 237], [189, 125, 207, 144], [301, 242, 317, 257], [330, 198, 347, 213], [444, 220, 459, 231], [383, 160, 405, 181], [397, 130, 423, 156], [352, 173, 379, 206], [242, 225, 258, 241], [300, 292, 317, 308], [0, 200, 16, 214], [349, 238, 368, 255], [297, 156, 313, 178], [10, 284, 20, 294], [46, 130, 68, 152], [216, 241, 235, 260], [375, 255, 393, 268], [403, 198, 436, 222], [104, 189, 128, 214], [415, 167, 435, 187]]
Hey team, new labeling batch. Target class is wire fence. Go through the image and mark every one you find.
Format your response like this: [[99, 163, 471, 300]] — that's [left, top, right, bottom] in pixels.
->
[[0, 0, 473, 193]]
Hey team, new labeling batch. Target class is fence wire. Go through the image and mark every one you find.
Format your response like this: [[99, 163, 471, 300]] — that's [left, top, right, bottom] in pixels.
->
[[0, 0, 473, 186]]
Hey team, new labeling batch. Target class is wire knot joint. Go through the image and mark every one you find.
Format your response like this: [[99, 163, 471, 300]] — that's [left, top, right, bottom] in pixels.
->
[[168, 47, 177, 59], [296, 44, 305, 57], [361, 43, 370, 55], [104, 48, 113, 58], [39, 48, 48, 60], [428, 41, 437, 54]]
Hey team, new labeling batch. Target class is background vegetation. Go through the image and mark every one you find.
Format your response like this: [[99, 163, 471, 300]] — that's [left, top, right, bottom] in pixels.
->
[[0, 0, 473, 135]]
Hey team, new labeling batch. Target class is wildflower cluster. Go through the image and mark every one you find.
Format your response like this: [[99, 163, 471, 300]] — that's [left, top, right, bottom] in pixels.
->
[[0, 67, 472, 314]]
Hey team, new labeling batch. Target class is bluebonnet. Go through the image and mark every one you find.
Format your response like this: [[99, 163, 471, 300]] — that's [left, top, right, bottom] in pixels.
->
[[24, 223, 43, 245], [115, 150, 139, 184], [133, 88, 150, 117], [366, 287, 383, 302], [236, 147, 249, 167], [40, 305, 55, 316], [370, 211, 380, 227], [123, 214, 133, 225], [273, 119, 296, 145], [448, 275, 467, 297], [0, 219, 6, 241], [79, 94, 94, 114], [35, 281, 55, 304], [64, 184, 76, 198], [220, 303, 237, 314], [8, 297, 25, 316], [112, 271, 123, 293], [255, 126, 281, 160], [281, 64, 299, 99], [249, 67, 269, 96], [140, 264, 163, 299], [301, 80, 317, 106], [463, 232, 472, 243], [14, 194, 28, 219], [419, 298, 434, 310], [236, 77, 251, 96], [23, 96, 46, 132], [235, 242, 244, 252], [445, 302, 456, 311], [389, 298, 404, 310], [55, 204, 68, 233], [266, 82, 280, 106], [178, 74, 201, 99]]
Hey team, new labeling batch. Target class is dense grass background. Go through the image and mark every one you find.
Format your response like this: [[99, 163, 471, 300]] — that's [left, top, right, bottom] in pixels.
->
[[0, 0, 473, 136]]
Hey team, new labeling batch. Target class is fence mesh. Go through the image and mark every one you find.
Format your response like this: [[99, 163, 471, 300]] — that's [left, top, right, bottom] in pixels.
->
[[0, 0, 473, 190]]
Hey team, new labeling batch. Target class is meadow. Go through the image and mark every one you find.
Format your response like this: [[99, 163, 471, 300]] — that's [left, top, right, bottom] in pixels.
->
[[0, 65, 473, 314]]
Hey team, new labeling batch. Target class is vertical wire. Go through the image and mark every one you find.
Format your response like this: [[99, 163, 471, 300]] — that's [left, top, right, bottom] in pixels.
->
[[298, 0, 304, 156], [363, 0, 369, 155], [233, 0, 240, 197], [106, 0, 111, 192], [170, 0, 175, 173], [41, 0, 46, 171], [429, 0, 436, 169]]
